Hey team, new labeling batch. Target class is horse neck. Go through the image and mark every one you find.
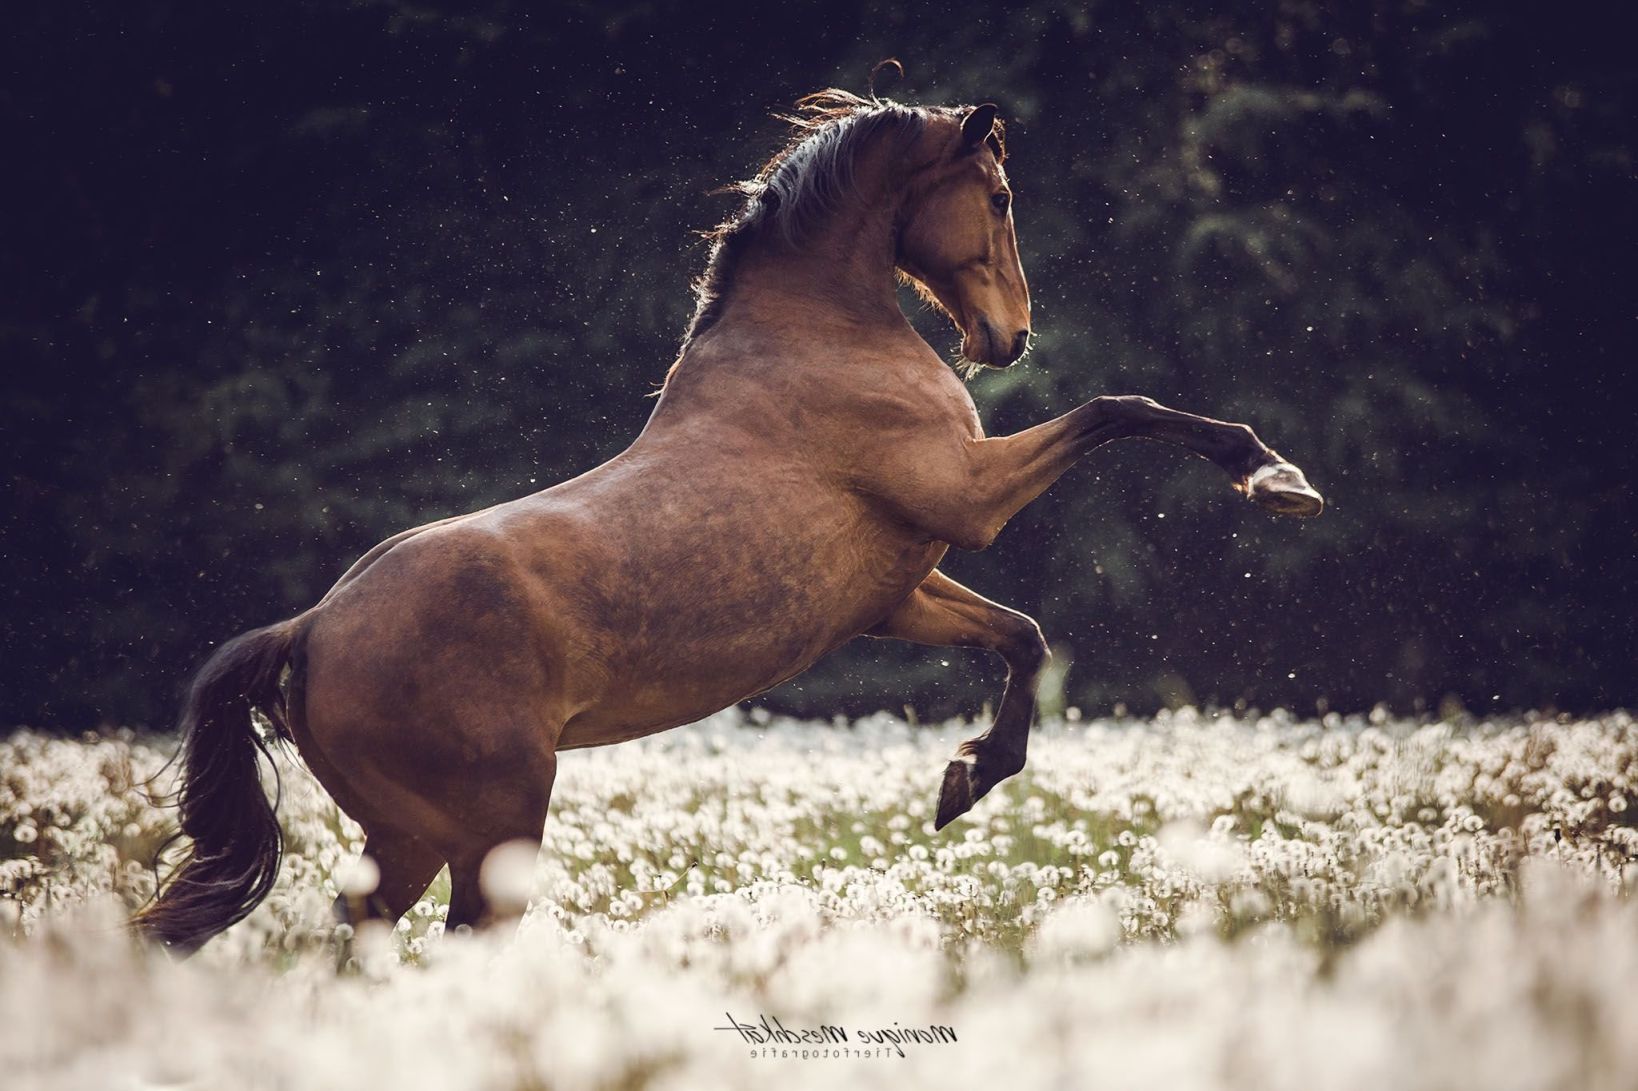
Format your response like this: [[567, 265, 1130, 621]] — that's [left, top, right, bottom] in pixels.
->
[[726, 202, 907, 336]]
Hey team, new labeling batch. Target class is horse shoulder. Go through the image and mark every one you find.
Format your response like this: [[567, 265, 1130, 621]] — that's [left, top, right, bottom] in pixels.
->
[[826, 353, 984, 472], [812, 353, 1002, 547]]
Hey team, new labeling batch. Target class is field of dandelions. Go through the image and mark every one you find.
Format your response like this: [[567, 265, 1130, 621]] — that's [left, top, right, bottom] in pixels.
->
[[5, 708, 1638, 1090]]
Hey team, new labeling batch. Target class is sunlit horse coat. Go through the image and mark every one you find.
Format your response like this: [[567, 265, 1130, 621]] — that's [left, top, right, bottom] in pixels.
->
[[135, 89, 1321, 953]]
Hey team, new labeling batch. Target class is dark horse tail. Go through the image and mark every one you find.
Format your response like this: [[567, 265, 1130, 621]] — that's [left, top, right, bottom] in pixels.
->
[[131, 618, 304, 955]]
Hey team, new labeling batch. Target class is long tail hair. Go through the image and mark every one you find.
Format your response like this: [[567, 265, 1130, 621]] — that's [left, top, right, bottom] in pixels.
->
[[131, 618, 302, 954]]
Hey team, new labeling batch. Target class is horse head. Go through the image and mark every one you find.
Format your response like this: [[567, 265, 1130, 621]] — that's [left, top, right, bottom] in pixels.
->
[[896, 103, 1033, 369]]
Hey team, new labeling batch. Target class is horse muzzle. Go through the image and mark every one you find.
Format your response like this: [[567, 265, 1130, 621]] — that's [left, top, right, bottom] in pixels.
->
[[972, 320, 1030, 367]]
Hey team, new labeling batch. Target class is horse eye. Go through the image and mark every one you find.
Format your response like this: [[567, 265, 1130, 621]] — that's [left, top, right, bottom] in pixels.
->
[[991, 191, 1011, 214]]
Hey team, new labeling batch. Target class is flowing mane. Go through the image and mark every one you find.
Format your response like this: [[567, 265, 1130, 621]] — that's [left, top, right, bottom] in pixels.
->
[[681, 90, 932, 347]]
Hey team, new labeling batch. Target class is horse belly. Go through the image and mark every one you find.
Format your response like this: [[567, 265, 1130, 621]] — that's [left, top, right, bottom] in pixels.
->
[[551, 505, 944, 748]]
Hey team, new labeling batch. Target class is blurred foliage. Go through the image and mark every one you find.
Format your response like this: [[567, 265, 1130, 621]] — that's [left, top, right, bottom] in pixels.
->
[[2, 0, 1633, 728]]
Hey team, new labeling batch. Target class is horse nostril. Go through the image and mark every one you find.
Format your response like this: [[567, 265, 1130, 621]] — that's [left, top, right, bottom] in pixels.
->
[[1010, 330, 1030, 361], [979, 320, 1001, 361]]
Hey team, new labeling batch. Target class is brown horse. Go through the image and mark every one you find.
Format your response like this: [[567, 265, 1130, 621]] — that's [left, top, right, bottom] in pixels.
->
[[134, 89, 1321, 953]]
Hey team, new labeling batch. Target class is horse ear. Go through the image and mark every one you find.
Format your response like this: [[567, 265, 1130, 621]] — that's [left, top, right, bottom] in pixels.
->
[[961, 103, 999, 151]]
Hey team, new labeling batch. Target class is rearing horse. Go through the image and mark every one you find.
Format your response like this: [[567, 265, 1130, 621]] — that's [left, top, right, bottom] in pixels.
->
[[135, 89, 1322, 952]]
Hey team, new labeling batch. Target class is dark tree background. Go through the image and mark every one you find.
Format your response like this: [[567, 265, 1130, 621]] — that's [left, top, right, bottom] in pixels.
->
[[3, 1, 1633, 730]]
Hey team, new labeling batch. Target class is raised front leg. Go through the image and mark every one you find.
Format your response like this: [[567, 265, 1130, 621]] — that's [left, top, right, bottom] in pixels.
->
[[868, 570, 1049, 828], [868, 395, 1323, 551]]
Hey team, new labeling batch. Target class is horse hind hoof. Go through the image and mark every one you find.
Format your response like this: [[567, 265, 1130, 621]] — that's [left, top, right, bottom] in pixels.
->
[[1246, 461, 1325, 518], [935, 758, 977, 830]]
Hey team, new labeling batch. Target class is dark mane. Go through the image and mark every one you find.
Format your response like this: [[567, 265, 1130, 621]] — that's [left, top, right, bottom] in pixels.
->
[[681, 89, 933, 347]]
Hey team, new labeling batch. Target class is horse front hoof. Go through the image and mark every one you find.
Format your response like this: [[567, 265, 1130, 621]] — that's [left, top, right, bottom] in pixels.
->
[[1246, 461, 1325, 518], [934, 758, 976, 830]]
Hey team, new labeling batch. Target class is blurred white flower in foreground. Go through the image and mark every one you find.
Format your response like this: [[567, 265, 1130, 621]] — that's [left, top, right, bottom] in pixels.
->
[[2, 710, 1637, 1088]]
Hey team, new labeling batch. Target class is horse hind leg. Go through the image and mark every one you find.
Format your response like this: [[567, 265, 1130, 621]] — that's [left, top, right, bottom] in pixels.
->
[[443, 750, 558, 935], [446, 840, 541, 934], [332, 828, 445, 969], [334, 829, 446, 927]]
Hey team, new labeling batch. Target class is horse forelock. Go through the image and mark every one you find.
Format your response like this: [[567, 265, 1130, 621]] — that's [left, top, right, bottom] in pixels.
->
[[680, 91, 940, 349]]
